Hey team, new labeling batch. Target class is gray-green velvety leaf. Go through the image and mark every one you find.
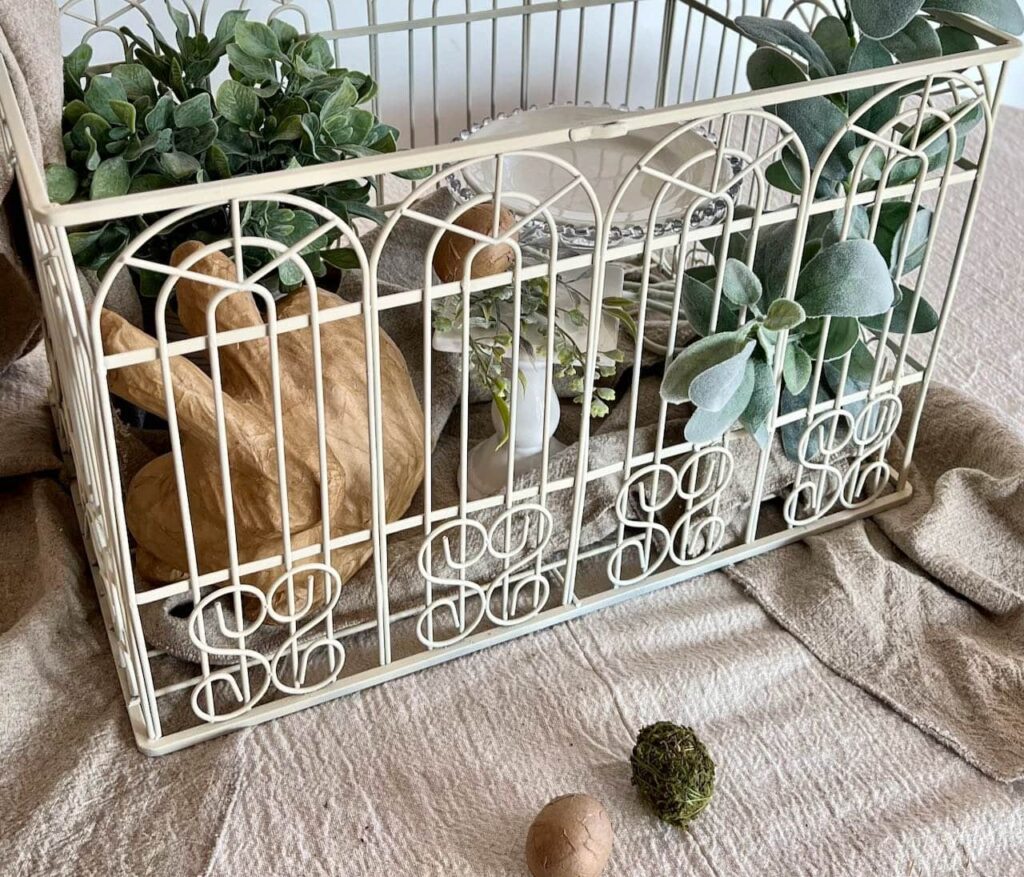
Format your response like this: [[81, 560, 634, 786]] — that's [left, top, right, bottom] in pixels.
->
[[937, 25, 980, 54], [111, 64, 156, 101], [821, 205, 871, 248], [174, 93, 213, 128], [923, 0, 1024, 34], [862, 286, 940, 333], [815, 315, 862, 360], [774, 96, 856, 183], [780, 383, 829, 462], [146, 95, 174, 134], [845, 339, 880, 384], [216, 79, 259, 129], [734, 17, 836, 78], [234, 20, 285, 60], [766, 155, 804, 196], [753, 218, 802, 304], [214, 9, 248, 48], [109, 100, 136, 132], [65, 43, 92, 81], [174, 119, 218, 154], [783, 342, 813, 395], [740, 357, 777, 440], [874, 203, 933, 274], [812, 16, 855, 74], [158, 150, 201, 181], [321, 107, 375, 144], [90, 156, 130, 199], [682, 270, 740, 337], [796, 239, 895, 317], [850, 0, 925, 39], [320, 81, 360, 121], [269, 19, 300, 50], [686, 362, 756, 445], [46, 165, 78, 204], [746, 47, 808, 89], [661, 332, 754, 405], [84, 75, 128, 124], [226, 44, 277, 81], [883, 16, 943, 62], [848, 38, 899, 133], [689, 339, 757, 412], [722, 258, 762, 307], [764, 298, 806, 332]]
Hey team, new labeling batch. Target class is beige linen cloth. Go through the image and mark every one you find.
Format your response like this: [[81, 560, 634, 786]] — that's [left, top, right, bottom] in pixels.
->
[[4, 13, 1024, 876]]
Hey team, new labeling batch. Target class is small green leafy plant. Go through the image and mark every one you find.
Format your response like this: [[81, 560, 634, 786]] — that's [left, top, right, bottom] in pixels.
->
[[47, 4, 427, 292], [433, 275, 627, 440]]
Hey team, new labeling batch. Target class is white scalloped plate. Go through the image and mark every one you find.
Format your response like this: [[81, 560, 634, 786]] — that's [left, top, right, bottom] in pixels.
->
[[458, 105, 721, 227]]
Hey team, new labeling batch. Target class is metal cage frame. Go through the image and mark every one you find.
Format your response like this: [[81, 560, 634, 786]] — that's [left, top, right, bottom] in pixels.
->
[[1, 0, 1018, 753]]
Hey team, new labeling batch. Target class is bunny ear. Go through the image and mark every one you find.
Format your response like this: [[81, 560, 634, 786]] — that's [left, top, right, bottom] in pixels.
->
[[100, 308, 266, 478], [171, 241, 272, 406]]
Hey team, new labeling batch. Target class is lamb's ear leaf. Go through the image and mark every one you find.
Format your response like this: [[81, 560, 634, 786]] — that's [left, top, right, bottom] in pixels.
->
[[90, 156, 131, 199], [722, 258, 762, 307], [847, 38, 900, 134], [862, 286, 940, 334], [689, 339, 757, 412], [783, 342, 813, 396], [812, 16, 855, 74], [681, 270, 740, 337], [873, 202, 933, 274], [780, 382, 831, 462], [661, 332, 753, 406], [774, 95, 856, 183], [850, 0, 925, 39], [764, 298, 806, 332], [746, 46, 808, 89], [740, 358, 777, 442], [822, 205, 871, 248], [796, 239, 895, 317], [923, 0, 1024, 35], [734, 16, 836, 78], [883, 16, 943, 62], [810, 315, 861, 361], [685, 362, 757, 445]]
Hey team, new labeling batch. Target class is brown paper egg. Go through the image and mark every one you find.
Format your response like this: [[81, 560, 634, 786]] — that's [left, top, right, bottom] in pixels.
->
[[432, 201, 518, 283], [525, 793, 613, 877]]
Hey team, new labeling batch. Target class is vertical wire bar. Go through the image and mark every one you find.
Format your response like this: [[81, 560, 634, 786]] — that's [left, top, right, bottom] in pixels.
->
[[655, 0, 678, 108], [623, 0, 640, 107], [900, 69, 1007, 488]]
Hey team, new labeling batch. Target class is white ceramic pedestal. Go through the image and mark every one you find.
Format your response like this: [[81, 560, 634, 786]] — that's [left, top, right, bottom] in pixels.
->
[[434, 264, 624, 500], [463, 354, 565, 500]]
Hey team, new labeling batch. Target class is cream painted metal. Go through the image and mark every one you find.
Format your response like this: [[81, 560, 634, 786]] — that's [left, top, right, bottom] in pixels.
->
[[2, 0, 1018, 753]]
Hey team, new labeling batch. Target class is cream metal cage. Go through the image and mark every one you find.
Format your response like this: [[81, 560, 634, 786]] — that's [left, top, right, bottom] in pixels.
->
[[3, 0, 1019, 753]]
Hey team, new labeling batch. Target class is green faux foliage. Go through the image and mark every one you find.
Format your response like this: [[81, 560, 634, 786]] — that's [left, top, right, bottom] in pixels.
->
[[47, 4, 428, 291], [433, 276, 626, 441], [660, 202, 940, 454], [656, 1, 1008, 454]]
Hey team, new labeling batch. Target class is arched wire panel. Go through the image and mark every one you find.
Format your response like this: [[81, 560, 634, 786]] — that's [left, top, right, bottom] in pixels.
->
[[573, 109, 813, 593], [368, 152, 603, 652]]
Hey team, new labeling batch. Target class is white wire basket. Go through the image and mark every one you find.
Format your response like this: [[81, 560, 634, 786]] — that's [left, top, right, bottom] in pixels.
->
[[4, 0, 1019, 753]]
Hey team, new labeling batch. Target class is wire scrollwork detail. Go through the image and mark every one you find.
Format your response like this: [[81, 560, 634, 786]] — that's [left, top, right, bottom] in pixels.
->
[[784, 394, 903, 526], [416, 504, 554, 649], [187, 563, 345, 723], [609, 446, 734, 586]]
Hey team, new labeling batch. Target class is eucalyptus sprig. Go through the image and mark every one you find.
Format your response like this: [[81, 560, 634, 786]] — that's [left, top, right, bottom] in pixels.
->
[[433, 275, 625, 442], [47, 4, 427, 292]]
